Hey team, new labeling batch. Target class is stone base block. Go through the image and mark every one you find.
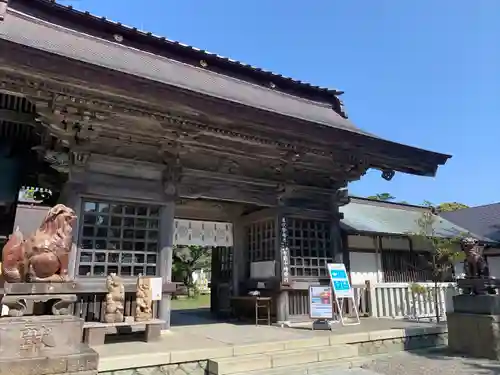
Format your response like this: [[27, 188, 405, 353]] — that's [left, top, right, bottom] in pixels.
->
[[0, 345, 98, 375], [0, 315, 85, 358], [447, 312, 500, 360], [453, 294, 500, 315], [0, 315, 98, 375]]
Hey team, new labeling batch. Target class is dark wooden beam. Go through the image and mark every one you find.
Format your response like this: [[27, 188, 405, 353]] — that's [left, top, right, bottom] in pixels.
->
[[178, 169, 278, 207], [0, 108, 36, 126]]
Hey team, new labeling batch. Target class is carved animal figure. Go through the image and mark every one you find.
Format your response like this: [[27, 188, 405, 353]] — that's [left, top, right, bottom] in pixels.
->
[[1, 228, 26, 283], [104, 273, 125, 323], [462, 238, 489, 278], [1, 204, 77, 283], [135, 278, 153, 322], [461, 237, 495, 295]]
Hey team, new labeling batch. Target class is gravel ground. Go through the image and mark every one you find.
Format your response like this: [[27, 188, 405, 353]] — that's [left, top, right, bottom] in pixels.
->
[[358, 349, 500, 375]]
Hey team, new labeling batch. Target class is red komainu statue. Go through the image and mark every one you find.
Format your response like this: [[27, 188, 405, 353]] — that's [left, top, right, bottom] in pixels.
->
[[1, 204, 77, 283]]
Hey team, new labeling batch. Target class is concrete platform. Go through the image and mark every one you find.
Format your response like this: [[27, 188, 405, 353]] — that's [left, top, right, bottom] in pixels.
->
[[96, 318, 448, 374]]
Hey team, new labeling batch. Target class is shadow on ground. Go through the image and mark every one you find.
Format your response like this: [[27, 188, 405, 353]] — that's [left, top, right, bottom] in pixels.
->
[[384, 346, 500, 375], [170, 308, 252, 327]]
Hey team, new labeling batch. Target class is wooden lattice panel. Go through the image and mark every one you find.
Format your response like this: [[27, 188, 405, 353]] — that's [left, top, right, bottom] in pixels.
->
[[78, 200, 160, 277], [287, 218, 332, 277], [246, 220, 276, 263]]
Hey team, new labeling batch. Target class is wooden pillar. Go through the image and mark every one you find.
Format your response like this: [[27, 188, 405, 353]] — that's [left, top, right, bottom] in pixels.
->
[[374, 236, 383, 282], [333, 187, 350, 264], [330, 210, 343, 263], [58, 182, 82, 280], [231, 216, 245, 297], [158, 202, 175, 329], [342, 230, 351, 272], [276, 290, 289, 325]]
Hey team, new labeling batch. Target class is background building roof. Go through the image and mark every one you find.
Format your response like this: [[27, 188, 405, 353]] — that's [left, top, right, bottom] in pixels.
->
[[441, 203, 500, 243], [340, 197, 493, 241]]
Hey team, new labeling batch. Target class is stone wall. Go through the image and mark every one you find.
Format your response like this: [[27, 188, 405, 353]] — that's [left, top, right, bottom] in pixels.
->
[[356, 332, 448, 356], [99, 361, 208, 375]]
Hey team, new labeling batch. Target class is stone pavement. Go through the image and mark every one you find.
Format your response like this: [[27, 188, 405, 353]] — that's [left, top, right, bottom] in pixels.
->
[[169, 316, 444, 345], [97, 318, 447, 373], [97, 317, 442, 360], [355, 349, 500, 375], [304, 350, 500, 375], [308, 370, 379, 375]]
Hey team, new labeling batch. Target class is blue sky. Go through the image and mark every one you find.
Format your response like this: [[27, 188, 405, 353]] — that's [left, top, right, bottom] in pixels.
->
[[66, 0, 499, 207]]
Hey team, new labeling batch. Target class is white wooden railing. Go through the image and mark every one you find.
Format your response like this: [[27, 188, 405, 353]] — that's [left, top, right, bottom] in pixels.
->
[[348, 282, 459, 321]]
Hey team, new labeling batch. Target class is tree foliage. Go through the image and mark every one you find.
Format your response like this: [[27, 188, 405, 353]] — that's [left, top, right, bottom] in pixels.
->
[[410, 209, 464, 278], [172, 245, 211, 288], [407, 205, 465, 322], [367, 193, 396, 201], [366, 194, 468, 213], [436, 202, 469, 212]]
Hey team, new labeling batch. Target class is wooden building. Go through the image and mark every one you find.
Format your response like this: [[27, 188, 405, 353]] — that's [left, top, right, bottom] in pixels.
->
[[340, 198, 484, 285], [0, 0, 451, 325]]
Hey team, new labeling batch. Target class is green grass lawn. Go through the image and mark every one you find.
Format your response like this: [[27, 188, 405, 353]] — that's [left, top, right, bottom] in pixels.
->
[[171, 294, 211, 310]]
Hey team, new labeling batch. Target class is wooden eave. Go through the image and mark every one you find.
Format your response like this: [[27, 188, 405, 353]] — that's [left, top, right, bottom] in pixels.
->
[[0, 6, 451, 177]]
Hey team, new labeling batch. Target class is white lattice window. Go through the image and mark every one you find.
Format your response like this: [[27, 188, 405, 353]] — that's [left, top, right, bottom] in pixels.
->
[[78, 200, 160, 277]]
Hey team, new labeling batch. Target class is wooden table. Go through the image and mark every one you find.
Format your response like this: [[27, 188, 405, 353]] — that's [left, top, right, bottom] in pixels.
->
[[230, 296, 272, 326]]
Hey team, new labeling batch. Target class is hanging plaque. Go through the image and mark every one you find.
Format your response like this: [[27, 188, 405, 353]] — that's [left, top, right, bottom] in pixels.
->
[[280, 217, 290, 284]]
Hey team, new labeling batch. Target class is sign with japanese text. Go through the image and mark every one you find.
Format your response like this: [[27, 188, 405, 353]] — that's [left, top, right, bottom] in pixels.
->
[[280, 217, 290, 284], [309, 285, 333, 319], [327, 263, 353, 298]]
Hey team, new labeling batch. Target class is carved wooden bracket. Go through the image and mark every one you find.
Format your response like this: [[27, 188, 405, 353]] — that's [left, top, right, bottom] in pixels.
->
[[70, 151, 90, 168], [159, 144, 183, 197]]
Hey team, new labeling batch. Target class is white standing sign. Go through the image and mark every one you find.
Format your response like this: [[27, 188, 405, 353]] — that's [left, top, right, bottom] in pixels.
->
[[150, 277, 163, 301], [327, 263, 360, 326]]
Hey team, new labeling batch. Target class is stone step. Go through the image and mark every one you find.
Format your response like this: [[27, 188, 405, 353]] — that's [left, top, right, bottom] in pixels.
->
[[232, 336, 330, 356], [228, 355, 375, 375], [207, 344, 359, 375], [228, 345, 451, 375]]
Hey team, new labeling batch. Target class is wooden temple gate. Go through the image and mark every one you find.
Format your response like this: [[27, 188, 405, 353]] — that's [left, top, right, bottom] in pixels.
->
[[0, 0, 451, 326]]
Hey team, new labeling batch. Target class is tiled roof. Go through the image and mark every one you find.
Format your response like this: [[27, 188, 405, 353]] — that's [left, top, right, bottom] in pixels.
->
[[0, 9, 365, 134], [2, 0, 452, 177], [340, 198, 491, 241], [441, 204, 500, 243], [15, 0, 342, 102]]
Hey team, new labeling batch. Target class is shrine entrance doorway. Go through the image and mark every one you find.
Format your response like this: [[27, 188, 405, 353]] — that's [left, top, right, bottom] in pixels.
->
[[170, 213, 234, 326]]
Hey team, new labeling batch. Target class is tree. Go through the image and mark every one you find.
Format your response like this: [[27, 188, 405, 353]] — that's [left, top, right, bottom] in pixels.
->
[[407, 205, 465, 322], [436, 202, 469, 212], [172, 245, 211, 295], [367, 193, 396, 201]]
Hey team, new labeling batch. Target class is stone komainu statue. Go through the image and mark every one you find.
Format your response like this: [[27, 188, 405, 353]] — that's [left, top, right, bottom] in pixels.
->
[[1, 204, 77, 283], [104, 273, 125, 323], [461, 237, 496, 294], [462, 237, 489, 278]]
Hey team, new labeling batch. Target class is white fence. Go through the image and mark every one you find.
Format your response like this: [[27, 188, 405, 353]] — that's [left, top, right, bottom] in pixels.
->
[[348, 282, 459, 321]]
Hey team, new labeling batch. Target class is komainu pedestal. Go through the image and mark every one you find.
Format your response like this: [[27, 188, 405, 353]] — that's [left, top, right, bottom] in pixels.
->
[[0, 205, 98, 374], [0, 315, 98, 375], [448, 294, 500, 360]]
